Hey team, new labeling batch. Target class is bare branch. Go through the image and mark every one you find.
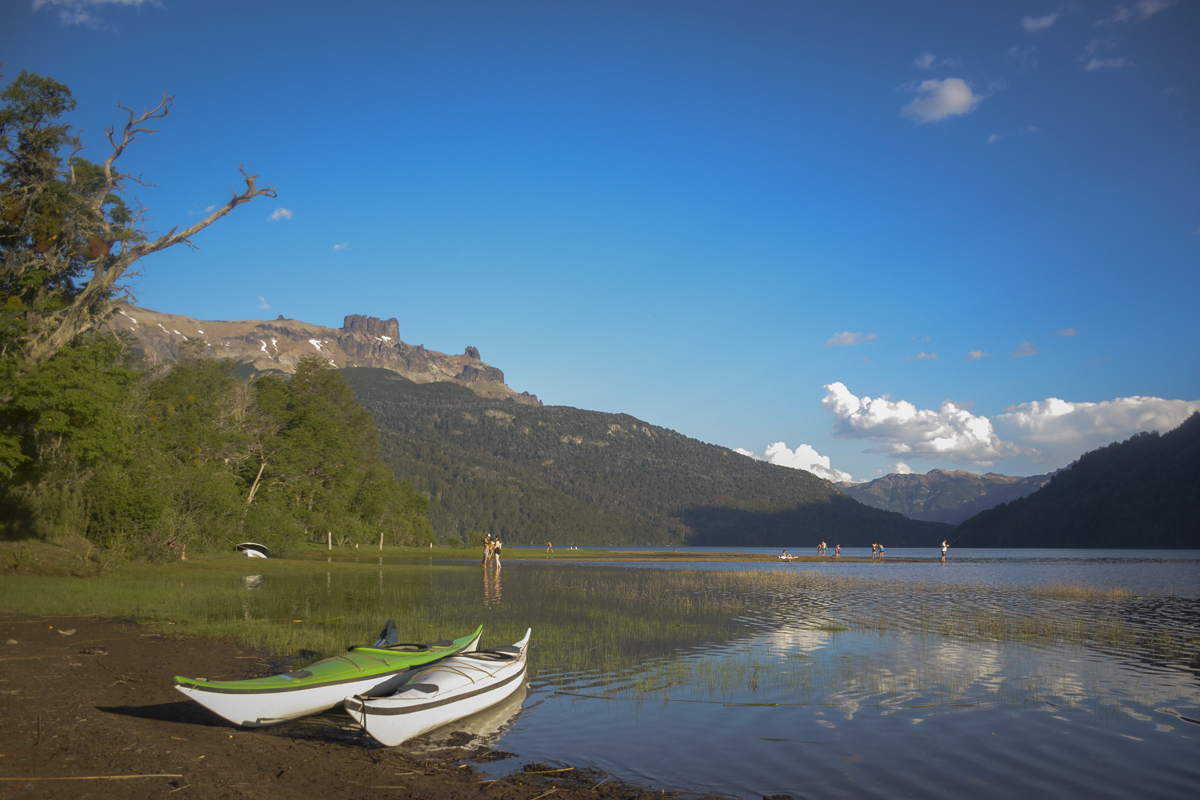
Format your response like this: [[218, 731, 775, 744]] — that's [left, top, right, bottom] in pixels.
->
[[126, 165, 277, 258]]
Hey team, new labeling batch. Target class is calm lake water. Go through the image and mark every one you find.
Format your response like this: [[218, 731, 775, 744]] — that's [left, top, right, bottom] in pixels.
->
[[255, 550, 1199, 799]]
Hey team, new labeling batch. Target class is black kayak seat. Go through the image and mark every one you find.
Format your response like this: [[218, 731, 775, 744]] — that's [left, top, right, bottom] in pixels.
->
[[402, 683, 439, 694]]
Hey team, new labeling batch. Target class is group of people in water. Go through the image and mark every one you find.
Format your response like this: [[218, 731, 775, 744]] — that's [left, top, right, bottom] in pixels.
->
[[805, 542, 886, 559], [482, 534, 503, 567]]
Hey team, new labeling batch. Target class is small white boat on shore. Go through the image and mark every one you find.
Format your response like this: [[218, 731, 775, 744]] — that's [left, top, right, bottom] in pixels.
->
[[344, 629, 531, 747]]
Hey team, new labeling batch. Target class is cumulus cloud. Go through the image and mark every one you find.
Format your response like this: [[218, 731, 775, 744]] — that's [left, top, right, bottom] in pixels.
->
[[33, 0, 157, 27], [1012, 341, 1039, 358], [901, 78, 983, 124], [825, 331, 877, 347], [268, 208, 293, 221], [736, 442, 853, 483], [333, 242, 349, 250], [966, 350, 990, 362], [821, 382, 1031, 466], [891, 462, 914, 475], [1022, 13, 1059, 32], [995, 395, 1200, 464], [257, 296, 271, 310], [905, 352, 938, 361], [914, 52, 936, 69]]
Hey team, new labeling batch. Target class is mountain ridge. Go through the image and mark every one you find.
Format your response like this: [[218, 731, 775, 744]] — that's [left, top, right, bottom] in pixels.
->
[[836, 468, 1053, 525], [110, 303, 541, 405]]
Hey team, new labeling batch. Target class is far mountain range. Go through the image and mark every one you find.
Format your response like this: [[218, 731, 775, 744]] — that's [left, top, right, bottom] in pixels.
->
[[836, 470, 1054, 525]]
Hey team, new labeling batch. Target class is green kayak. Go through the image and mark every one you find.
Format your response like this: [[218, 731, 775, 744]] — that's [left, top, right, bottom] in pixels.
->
[[173, 622, 483, 727]]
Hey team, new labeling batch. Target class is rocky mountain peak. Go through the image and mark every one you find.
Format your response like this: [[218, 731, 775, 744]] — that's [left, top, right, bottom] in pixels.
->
[[343, 314, 400, 340]]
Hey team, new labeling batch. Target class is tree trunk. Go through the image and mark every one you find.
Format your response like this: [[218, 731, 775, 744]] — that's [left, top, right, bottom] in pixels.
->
[[246, 460, 266, 504]]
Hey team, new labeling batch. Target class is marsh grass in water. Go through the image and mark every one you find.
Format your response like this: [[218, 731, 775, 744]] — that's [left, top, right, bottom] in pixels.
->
[[1, 556, 1196, 682]]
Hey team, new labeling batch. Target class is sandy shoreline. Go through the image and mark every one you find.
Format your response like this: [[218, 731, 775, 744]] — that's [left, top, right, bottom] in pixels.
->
[[0, 613, 736, 800]]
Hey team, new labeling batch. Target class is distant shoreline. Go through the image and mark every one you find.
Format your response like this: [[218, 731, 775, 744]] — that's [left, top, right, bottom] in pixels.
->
[[493, 550, 923, 563]]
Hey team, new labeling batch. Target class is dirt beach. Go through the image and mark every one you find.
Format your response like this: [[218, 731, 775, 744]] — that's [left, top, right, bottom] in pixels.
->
[[0, 614, 742, 800]]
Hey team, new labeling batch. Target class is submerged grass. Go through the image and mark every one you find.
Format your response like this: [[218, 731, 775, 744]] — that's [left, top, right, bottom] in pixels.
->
[[1, 548, 1196, 690]]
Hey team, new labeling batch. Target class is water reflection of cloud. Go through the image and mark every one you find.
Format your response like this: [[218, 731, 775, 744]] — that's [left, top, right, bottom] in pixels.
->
[[766, 626, 833, 654]]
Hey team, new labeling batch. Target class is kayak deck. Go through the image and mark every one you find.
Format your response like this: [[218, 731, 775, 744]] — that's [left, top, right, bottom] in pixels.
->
[[174, 625, 483, 694]]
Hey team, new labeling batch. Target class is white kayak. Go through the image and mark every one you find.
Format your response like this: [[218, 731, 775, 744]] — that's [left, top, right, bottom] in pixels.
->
[[344, 629, 531, 747]]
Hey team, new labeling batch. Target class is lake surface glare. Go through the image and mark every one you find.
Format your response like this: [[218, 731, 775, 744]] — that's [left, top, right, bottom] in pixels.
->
[[277, 549, 1200, 798]]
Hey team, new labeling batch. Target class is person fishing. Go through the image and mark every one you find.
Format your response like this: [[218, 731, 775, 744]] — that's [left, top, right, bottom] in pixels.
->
[[941, 540, 949, 564]]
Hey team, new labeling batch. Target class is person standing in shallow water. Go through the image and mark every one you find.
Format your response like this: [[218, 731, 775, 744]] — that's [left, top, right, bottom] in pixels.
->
[[941, 540, 948, 564], [835, 544, 841, 558], [878, 543, 884, 560]]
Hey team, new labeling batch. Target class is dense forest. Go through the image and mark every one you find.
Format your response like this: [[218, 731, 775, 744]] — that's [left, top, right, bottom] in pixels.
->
[[345, 368, 949, 547], [0, 346, 435, 558], [954, 413, 1200, 549]]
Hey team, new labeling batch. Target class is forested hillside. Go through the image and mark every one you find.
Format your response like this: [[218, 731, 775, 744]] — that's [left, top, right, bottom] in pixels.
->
[[954, 413, 1200, 548], [345, 368, 948, 546]]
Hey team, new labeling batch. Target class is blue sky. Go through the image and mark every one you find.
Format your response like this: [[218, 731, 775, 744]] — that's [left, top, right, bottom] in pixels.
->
[[4, 0, 1198, 481]]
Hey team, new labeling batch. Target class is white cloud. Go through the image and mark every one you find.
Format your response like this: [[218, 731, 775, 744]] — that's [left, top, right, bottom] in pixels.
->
[[1099, 0, 1177, 24], [966, 349, 990, 362], [1012, 341, 1039, 358], [333, 242, 349, 250], [905, 351, 938, 361], [987, 134, 1002, 144], [33, 0, 157, 27], [1022, 13, 1059, 32], [914, 52, 961, 69], [995, 395, 1200, 464], [1055, 328, 1079, 336], [269, 208, 293, 221], [1007, 46, 1039, 69], [258, 296, 271, 310], [825, 331, 877, 347], [736, 442, 853, 483], [821, 382, 1031, 466], [901, 78, 983, 124], [891, 462, 914, 475], [1085, 57, 1130, 70]]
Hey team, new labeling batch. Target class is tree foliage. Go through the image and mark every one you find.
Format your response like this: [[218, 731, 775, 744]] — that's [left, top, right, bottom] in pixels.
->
[[1, 352, 433, 559]]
